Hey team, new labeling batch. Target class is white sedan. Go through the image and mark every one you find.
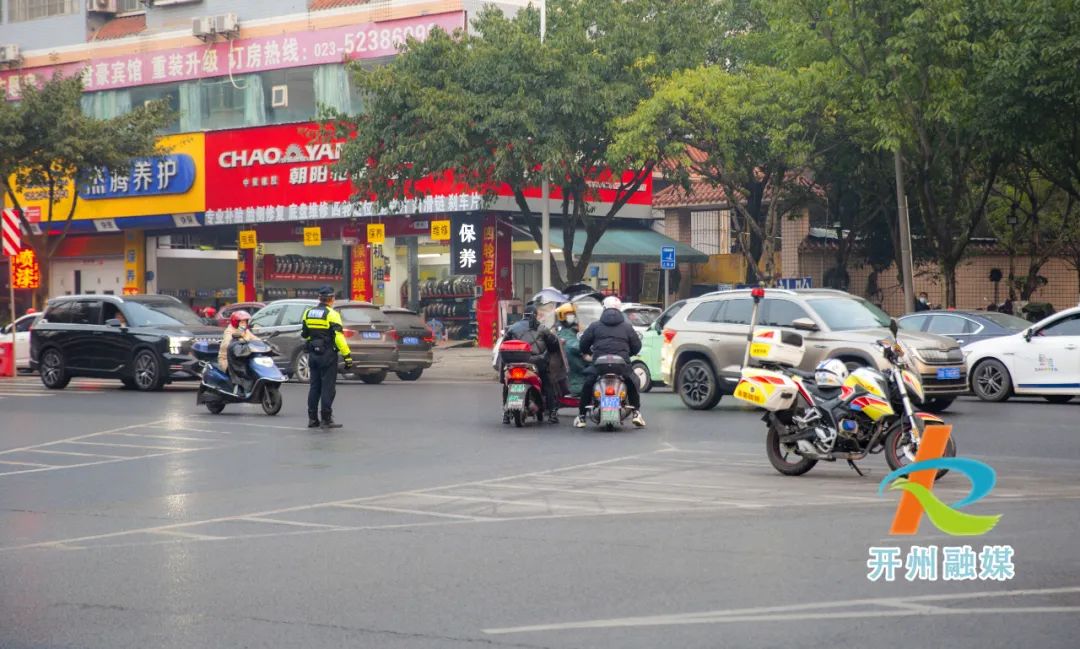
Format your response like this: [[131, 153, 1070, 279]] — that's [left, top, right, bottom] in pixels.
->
[[965, 306, 1080, 403], [1, 312, 41, 371]]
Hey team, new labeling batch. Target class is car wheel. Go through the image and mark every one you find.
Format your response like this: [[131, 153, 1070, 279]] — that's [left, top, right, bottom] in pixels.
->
[[1043, 395, 1074, 404], [631, 361, 652, 393], [920, 397, 955, 413], [292, 350, 311, 383], [677, 359, 721, 410], [360, 369, 388, 385], [132, 349, 165, 392], [39, 348, 70, 390], [395, 368, 424, 381], [972, 359, 1012, 402]]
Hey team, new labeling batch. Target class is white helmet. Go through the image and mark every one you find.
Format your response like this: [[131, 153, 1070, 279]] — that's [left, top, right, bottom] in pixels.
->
[[602, 296, 623, 309], [814, 359, 849, 388]]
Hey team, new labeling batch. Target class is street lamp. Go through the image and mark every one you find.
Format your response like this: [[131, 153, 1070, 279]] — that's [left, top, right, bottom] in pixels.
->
[[539, 0, 552, 289], [1007, 202, 1019, 302]]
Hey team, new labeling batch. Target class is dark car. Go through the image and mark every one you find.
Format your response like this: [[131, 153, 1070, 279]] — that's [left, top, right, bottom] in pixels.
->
[[215, 301, 265, 327], [898, 310, 1031, 347], [249, 299, 397, 384], [30, 294, 224, 391], [381, 307, 435, 381]]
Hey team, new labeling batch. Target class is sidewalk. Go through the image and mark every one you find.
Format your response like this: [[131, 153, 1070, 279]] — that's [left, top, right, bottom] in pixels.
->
[[426, 345, 499, 382]]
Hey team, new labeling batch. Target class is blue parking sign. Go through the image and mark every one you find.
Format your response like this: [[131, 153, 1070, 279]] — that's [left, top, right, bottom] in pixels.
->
[[660, 246, 676, 270]]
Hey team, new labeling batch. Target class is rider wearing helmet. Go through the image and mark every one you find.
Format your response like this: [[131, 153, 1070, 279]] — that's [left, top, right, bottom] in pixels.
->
[[574, 296, 646, 428], [502, 302, 562, 423], [555, 303, 587, 396], [218, 310, 258, 372]]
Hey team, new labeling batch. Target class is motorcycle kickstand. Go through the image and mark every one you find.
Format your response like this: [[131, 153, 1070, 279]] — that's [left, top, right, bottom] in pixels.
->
[[847, 459, 867, 477]]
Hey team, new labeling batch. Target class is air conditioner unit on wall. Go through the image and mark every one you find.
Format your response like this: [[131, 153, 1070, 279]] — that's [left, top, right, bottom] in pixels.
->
[[192, 16, 213, 40], [0, 44, 20, 64], [211, 13, 239, 37], [87, 0, 119, 14]]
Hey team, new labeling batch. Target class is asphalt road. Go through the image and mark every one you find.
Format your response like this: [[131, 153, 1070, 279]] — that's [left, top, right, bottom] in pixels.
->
[[0, 375, 1077, 649]]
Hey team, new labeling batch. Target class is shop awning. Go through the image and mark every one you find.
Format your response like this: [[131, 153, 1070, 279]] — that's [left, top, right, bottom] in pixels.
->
[[549, 228, 709, 263]]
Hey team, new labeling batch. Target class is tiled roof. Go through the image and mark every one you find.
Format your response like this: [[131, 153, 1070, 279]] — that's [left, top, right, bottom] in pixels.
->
[[310, 0, 372, 10], [93, 14, 147, 41], [653, 180, 731, 208]]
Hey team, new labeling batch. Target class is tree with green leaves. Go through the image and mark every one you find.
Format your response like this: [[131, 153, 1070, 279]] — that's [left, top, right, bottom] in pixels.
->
[[765, 0, 1008, 306], [0, 74, 170, 305], [613, 65, 818, 284], [329, 0, 722, 287]]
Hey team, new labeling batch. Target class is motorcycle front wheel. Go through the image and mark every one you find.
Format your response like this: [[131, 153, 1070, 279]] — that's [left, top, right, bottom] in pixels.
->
[[766, 421, 817, 476], [883, 419, 956, 479], [261, 385, 283, 416]]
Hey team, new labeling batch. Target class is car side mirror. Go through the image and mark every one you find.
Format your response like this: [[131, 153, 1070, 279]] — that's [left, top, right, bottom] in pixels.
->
[[1023, 328, 1033, 342], [889, 318, 899, 337], [791, 317, 819, 332], [106, 318, 125, 328]]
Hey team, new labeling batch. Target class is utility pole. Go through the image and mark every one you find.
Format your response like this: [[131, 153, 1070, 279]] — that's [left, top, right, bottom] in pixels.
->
[[539, 0, 552, 289], [894, 151, 916, 314]]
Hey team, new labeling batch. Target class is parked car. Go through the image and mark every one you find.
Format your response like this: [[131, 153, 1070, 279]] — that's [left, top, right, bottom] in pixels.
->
[[249, 299, 397, 384], [381, 307, 435, 381], [30, 294, 222, 391], [660, 289, 966, 412], [898, 310, 1030, 346], [2, 312, 42, 371], [631, 300, 688, 392], [965, 305, 1080, 403], [216, 302, 265, 328]]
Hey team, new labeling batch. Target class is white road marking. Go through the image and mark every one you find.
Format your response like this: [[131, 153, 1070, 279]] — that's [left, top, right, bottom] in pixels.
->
[[332, 503, 498, 521], [482, 586, 1080, 634], [67, 441, 196, 452], [239, 517, 348, 530], [0, 392, 53, 397], [408, 492, 631, 513], [18, 449, 127, 459], [148, 530, 227, 541], [0, 460, 52, 468], [110, 432, 224, 443]]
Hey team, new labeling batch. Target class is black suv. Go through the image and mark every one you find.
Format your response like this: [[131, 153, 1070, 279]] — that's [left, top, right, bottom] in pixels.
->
[[31, 294, 223, 391]]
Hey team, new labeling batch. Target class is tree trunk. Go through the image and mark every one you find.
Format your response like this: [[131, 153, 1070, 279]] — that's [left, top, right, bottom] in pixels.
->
[[942, 260, 958, 308]]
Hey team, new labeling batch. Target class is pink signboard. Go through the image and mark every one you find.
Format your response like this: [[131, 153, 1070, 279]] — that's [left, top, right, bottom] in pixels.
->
[[0, 11, 464, 100]]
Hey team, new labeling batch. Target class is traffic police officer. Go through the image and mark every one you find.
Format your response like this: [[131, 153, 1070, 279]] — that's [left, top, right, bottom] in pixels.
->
[[301, 286, 352, 428]]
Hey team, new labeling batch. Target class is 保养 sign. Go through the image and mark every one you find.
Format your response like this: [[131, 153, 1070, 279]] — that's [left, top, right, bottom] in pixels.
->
[[303, 226, 322, 247], [238, 230, 258, 249], [6, 133, 205, 221], [367, 223, 385, 245]]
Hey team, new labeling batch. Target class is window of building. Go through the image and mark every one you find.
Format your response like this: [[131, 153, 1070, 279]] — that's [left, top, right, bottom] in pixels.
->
[[117, 0, 144, 12], [130, 82, 181, 132], [262, 66, 317, 124], [9, 0, 79, 22]]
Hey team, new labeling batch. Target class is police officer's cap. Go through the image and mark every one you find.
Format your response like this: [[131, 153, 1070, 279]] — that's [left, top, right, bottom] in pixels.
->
[[318, 286, 336, 298]]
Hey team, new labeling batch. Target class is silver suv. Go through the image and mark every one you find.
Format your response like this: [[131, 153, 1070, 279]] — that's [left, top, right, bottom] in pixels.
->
[[660, 289, 966, 412]]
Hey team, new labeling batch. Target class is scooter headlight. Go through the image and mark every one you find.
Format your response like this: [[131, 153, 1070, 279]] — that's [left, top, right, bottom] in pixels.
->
[[253, 357, 275, 367]]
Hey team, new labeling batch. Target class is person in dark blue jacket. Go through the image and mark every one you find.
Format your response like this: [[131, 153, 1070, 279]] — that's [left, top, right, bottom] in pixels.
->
[[574, 296, 645, 428]]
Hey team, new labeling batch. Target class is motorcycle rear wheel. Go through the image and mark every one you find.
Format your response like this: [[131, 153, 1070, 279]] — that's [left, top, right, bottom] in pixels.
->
[[512, 411, 524, 428], [206, 402, 225, 415], [766, 422, 817, 476]]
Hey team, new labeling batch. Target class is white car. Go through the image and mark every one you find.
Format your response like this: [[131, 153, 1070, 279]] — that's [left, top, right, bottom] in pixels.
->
[[1, 312, 41, 371], [620, 303, 662, 335], [965, 306, 1080, 403]]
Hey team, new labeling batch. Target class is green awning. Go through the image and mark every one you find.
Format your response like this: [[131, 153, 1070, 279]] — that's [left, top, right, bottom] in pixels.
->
[[550, 228, 709, 263]]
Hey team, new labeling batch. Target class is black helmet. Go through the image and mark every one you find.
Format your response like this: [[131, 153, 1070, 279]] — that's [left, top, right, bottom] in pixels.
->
[[523, 302, 537, 317]]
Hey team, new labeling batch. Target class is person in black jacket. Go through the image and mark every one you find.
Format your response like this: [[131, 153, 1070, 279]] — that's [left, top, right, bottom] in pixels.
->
[[574, 296, 645, 428], [501, 303, 562, 424]]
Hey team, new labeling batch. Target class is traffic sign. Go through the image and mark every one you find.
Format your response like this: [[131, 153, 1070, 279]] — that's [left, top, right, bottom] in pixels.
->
[[660, 245, 676, 270], [2, 209, 21, 257]]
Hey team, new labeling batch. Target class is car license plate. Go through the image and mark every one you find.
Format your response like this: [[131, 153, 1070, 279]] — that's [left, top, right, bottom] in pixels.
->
[[600, 395, 621, 409], [362, 331, 381, 340], [937, 367, 961, 380], [403, 336, 420, 345]]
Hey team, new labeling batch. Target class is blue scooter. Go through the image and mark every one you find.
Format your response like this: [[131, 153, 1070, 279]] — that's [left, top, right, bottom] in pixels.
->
[[191, 339, 286, 415]]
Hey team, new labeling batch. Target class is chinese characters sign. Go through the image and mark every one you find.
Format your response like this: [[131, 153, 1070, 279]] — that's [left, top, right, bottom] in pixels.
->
[[867, 544, 1015, 582], [79, 154, 196, 200], [11, 248, 40, 290], [430, 220, 451, 241], [0, 13, 465, 100], [238, 230, 258, 249], [367, 223, 385, 245], [303, 227, 322, 247], [351, 244, 372, 302], [450, 214, 483, 276]]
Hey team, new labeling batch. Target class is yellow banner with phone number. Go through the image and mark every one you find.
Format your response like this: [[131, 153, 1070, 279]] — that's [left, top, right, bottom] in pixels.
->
[[5, 132, 205, 220]]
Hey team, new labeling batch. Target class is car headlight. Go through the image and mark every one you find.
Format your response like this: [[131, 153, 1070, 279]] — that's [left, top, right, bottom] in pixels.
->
[[168, 336, 191, 355]]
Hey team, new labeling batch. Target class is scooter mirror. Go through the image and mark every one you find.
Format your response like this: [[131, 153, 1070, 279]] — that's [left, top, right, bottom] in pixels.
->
[[889, 318, 899, 337]]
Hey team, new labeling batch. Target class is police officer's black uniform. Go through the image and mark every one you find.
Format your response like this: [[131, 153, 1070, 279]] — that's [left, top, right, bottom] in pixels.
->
[[301, 287, 352, 428]]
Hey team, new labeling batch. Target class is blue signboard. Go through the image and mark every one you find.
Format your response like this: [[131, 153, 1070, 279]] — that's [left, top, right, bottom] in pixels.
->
[[660, 245, 676, 270], [776, 277, 813, 290], [78, 154, 197, 200]]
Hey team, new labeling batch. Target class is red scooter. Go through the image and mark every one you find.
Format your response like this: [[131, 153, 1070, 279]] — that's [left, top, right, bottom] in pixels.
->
[[500, 340, 579, 427]]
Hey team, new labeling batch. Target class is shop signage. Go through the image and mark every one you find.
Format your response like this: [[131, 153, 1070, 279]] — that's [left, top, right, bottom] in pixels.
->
[[303, 226, 322, 247], [431, 220, 451, 241], [367, 223, 385, 245], [10, 248, 40, 290], [79, 154, 196, 200], [450, 214, 484, 276], [0, 13, 465, 100], [9, 133, 205, 221], [480, 223, 497, 293], [238, 230, 258, 249], [351, 244, 372, 302]]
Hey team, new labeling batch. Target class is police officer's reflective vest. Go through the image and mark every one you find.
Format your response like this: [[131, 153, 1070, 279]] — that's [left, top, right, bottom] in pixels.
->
[[301, 305, 352, 359]]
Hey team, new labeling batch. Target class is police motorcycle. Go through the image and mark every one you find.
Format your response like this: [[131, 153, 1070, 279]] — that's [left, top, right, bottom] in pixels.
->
[[581, 354, 633, 431], [190, 338, 286, 416], [731, 288, 953, 477]]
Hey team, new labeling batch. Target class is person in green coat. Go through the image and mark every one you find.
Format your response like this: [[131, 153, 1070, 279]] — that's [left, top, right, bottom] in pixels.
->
[[555, 303, 588, 395]]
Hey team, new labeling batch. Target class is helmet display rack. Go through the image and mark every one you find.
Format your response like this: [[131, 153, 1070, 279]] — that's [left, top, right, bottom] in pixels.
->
[[419, 276, 478, 341]]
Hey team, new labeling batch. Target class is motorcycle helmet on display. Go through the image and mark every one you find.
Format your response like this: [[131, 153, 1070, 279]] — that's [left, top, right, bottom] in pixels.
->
[[814, 359, 849, 389]]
